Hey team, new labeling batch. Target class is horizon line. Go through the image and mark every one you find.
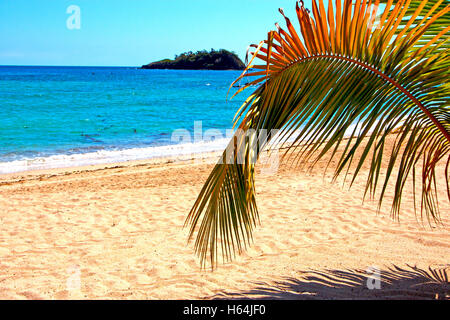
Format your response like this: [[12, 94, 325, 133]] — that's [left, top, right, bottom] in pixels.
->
[[0, 64, 140, 68]]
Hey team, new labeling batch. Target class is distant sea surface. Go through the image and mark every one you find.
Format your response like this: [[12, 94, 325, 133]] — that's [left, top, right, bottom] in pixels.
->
[[0, 66, 247, 173]]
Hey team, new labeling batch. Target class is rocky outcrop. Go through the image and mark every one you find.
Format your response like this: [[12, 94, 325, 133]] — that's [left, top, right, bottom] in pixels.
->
[[141, 49, 245, 70]]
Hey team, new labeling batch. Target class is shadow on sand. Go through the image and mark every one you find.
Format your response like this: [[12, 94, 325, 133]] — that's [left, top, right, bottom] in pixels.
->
[[213, 265, 449, 300]]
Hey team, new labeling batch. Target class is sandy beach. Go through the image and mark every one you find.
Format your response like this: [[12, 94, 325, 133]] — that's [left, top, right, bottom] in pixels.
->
[[0, 136, 448, 300]]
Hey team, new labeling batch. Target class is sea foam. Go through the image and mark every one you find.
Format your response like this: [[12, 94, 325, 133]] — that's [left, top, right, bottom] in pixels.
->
[[0, 138, 230, 174]]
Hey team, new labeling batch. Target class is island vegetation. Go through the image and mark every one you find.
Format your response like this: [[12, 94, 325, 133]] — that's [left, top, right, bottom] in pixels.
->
[[141, 49, 245, 70]]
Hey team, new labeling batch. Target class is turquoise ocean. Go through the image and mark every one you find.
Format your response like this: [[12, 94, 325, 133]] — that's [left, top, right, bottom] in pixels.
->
[[0, 66, 247, 173]]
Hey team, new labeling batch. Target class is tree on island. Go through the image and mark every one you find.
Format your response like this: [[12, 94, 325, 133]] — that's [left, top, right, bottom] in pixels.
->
[[185, 0, 450, 267]]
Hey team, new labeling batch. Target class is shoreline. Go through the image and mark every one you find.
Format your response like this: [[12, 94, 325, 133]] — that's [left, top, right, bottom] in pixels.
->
[[0, 118, 385, 176], [0, 148, 224, 181], [0, 139, 230, 176]]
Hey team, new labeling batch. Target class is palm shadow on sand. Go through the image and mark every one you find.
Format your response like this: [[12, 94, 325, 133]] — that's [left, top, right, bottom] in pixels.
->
[[213, 265, 449, 300]]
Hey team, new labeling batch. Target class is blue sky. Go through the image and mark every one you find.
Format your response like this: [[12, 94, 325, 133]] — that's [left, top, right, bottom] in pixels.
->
[[0, 0, 313, 66]]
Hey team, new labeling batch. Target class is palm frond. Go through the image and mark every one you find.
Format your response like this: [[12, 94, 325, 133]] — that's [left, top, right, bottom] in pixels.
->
[[383, 0, 449, 48], [186, 0, 450, 268]]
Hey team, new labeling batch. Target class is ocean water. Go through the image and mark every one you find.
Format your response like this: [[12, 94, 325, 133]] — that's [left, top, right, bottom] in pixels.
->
[[0, 66, 247, 173]]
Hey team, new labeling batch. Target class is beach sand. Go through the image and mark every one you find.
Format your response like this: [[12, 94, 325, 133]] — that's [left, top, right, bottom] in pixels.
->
[[0, 136, 448, 300]]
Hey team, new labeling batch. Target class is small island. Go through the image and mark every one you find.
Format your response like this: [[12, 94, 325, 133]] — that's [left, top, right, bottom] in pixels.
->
[[141, 49, 245, 70]]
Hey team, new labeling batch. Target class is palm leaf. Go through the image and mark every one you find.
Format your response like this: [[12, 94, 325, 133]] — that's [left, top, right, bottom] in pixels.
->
[[186, 0, 450, 268], [383, 1, 449, 40]]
